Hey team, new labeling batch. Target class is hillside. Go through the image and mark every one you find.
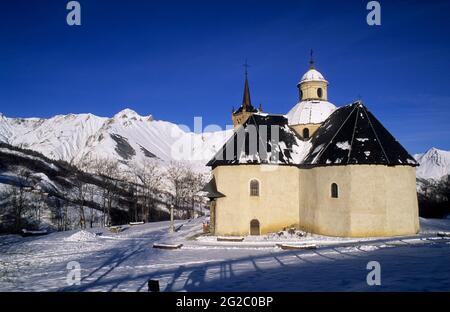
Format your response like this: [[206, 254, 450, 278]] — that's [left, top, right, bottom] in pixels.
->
[[0, 143, 174, 233]]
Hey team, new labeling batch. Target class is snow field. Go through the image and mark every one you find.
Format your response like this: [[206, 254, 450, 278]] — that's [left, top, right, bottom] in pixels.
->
[[0, 217, 449, 291]]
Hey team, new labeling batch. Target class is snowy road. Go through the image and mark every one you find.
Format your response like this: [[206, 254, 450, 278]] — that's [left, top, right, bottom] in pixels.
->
[[1, 218, 449, 291]]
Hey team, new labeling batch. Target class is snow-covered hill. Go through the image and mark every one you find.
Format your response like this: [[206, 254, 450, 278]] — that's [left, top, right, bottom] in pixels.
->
[[0, 110, 232, 169], [415, 147, 450, 181], [0, 142, 148, 232]]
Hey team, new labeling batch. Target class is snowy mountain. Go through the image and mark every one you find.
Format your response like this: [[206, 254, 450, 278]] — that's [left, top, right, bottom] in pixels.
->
[[2, 110, 449, 181], [415, 148, 450, 181], [0, 110, 232, 169]]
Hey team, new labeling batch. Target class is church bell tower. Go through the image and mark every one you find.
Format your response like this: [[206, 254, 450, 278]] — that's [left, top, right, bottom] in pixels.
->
[[232, 62, 260, 128], [297, 51, 329, 102]]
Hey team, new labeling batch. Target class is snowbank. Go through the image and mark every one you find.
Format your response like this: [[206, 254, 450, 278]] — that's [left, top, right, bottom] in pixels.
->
[[64, 230, 98, 242]]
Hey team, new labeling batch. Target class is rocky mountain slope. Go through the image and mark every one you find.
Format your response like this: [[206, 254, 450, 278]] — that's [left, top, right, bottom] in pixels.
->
[[414, 147, 450, 181], [0, 110, 232, 169]]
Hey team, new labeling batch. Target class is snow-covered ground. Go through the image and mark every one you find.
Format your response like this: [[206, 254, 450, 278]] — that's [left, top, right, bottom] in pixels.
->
[[1, 217, 449, 292]]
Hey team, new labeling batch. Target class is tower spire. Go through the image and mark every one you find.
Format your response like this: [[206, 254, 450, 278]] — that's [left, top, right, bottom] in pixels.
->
[[242, 74, 252, 109], [242, 59, 252, 108], [309, 49, 315, 69], [231, 60, 257, 128]]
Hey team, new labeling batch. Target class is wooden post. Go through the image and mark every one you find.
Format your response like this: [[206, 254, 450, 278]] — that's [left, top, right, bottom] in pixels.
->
[[169, 204, 174, 233], [148, 279, 160, 292]]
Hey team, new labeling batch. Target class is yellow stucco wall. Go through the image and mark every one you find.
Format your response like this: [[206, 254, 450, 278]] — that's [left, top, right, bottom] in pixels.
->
[[298, 165, 419, 237], [213, 164, 419, 237], [299, 81, 328, 101], [213, 165, 300, 236]]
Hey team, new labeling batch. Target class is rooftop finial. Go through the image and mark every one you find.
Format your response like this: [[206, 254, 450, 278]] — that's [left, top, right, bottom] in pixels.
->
[[243, 59, 250, 78], [309, 49, 315, 69]]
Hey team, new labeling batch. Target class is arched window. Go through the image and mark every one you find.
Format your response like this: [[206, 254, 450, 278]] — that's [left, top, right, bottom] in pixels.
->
[[331, 183, 339, 198], [299, 90, 303, 101], [317, 88, 323, 98], [303, 128, 310, 139], [250, 179, 259, 196]]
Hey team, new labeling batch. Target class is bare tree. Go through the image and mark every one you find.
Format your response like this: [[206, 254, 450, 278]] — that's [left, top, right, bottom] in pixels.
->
[[78, 157, 103, 228], [127, 159, 163, 222], [166, 161, 189, 213], [131, 159, 164, 222], [10, 169, 33, 232], [86, 157, 121, 226], [180, 168, 208, 218], [71, 177, 87, 229], [165, 161, 208, 219]]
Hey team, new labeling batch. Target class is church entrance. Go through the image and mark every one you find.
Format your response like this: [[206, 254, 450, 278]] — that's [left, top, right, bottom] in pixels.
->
[[250, 219, 260, 236]]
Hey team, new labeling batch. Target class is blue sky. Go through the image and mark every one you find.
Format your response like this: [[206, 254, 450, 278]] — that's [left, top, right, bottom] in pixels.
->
[[0, 0, 449, 153]]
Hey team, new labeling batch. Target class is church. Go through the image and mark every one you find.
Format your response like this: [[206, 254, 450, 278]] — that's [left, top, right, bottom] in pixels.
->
[[202, 57, 420, 238]]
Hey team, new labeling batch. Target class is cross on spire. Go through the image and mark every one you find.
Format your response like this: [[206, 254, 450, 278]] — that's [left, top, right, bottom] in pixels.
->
[[243, 59, 250, 78], [309, 49, 315, 69]]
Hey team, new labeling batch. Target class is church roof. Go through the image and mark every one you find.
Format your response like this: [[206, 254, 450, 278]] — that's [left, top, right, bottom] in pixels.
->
[[286, 100, 337, 125], [302, 101, 418, 166], [207, 114, 311, 168], [210, 101, 416, 168], [199, 176, 225, 199]]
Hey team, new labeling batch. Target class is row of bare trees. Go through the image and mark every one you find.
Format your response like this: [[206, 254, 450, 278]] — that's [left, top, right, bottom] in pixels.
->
[[77, 157, 209, 227], [0, 156, 209, 233], [0, 169, 51, 233], [165, 161, 208, 220], [418, 175, 450, 218], [77, 156, 123, 228]]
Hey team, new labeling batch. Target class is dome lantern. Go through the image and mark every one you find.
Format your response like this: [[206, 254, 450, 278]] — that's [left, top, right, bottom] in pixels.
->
[[287, 53, 336, 139], [297, 53, 329, 102]]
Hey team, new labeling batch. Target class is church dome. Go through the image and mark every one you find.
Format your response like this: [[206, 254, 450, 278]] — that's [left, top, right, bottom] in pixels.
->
[[299, 68, 328, 84], [286, 100, 336, 125]]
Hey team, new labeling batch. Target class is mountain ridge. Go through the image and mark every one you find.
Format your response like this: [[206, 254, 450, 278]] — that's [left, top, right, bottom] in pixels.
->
[[414, 147, 450, 181], [1, 110, 449, 180], [0, 109, 233, 169]]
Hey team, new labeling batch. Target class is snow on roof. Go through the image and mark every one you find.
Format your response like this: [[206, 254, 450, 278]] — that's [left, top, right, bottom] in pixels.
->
[[201, 176, 225, 198], [299, 69, 328, 84], [207, 114, 311, 168], [302, 101, 418, 166], [286, 100, 337, 125], [209, 101, 416, 168]]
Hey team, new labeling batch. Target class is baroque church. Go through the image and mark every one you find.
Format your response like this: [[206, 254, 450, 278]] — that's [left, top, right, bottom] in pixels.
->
[[202, 57, 419, 238]]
